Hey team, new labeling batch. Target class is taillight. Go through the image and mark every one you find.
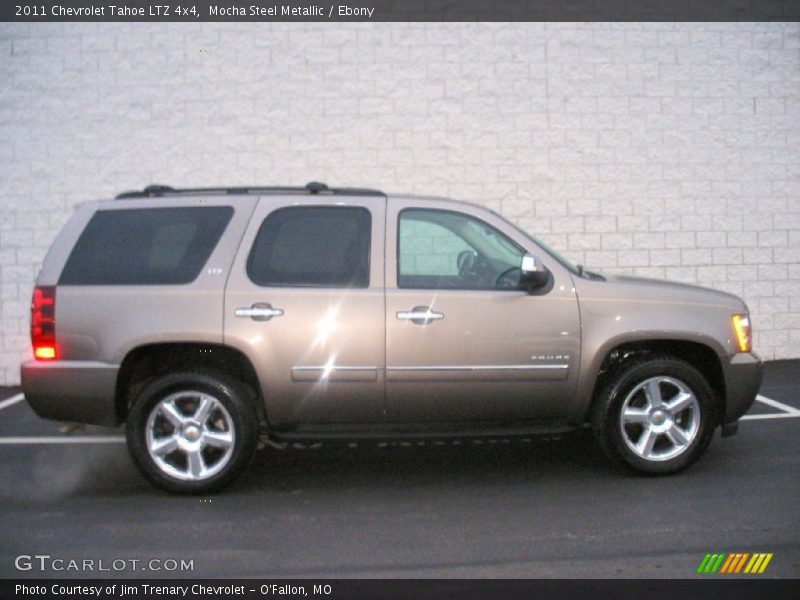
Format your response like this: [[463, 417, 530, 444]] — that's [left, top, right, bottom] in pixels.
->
[[31, 285, 57, 360]]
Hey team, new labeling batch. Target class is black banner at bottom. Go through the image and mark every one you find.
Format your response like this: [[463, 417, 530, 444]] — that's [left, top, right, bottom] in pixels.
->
[[3, 579, 799, 600]]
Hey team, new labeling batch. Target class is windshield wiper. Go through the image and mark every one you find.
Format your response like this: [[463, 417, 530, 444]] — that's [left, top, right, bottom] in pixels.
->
[[575, 264, 605, 281]]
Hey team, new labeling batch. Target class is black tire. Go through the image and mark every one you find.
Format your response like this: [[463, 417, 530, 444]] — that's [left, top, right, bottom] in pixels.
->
[[590, 356, 718, 475], [126, 370, 259, 494]]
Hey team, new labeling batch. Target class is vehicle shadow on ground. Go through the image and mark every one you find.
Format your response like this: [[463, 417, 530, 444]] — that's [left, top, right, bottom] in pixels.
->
[[240, 429, 616, 494], [1, 430, 617, 502]]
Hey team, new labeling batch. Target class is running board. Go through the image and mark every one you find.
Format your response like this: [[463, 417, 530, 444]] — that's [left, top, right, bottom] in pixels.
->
[[259, 423, 580, 445]]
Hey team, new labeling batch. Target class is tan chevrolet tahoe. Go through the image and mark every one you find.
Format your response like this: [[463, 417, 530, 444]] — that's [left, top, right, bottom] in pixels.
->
[[21, 182, 762, 493]]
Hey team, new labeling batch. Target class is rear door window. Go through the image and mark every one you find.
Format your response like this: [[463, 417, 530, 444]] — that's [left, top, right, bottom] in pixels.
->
[[247, 206, 371, 288], [59, 206, 234, 285]]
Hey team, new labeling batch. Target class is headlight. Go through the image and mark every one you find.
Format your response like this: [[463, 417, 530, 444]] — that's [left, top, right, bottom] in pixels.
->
[[732, 314, 751, 353]]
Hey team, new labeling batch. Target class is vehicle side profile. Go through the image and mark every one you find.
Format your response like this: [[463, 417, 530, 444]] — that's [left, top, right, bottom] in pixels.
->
[[22, 183, 762, 493]]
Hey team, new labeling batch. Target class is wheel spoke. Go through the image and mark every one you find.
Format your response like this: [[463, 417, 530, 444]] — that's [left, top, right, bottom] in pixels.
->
[[203, 430, 233, 449], [666, 424, 689, 447], [622, 407, 650, 424], [159, 401, 185, 428], [150, 434, 179, 456], [194, 396, 215, 424], [187, 449, 206, 478], [666, 391, 694, 415], [644, 379, 663, 408], [635, 426, 658, 457]]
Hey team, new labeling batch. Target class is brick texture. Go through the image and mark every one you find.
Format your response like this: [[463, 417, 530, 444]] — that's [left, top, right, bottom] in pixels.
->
[[0, 22, 798, 384]]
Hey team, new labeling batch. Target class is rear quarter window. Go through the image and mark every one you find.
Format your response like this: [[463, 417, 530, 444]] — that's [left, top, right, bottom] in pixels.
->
[[59, 206, 234, 285]]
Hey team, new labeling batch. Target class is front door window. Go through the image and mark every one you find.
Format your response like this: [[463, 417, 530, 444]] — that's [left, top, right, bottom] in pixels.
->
[[398, 209, 525, 291]]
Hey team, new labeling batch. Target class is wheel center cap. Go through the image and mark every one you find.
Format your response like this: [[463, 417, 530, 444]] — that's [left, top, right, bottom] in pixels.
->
[[183, 425, 201, 442], [651, 411, 666, 426]]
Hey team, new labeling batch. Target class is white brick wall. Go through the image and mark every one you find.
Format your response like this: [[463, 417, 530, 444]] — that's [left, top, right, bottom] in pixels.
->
[[0, 22, 798, 384]]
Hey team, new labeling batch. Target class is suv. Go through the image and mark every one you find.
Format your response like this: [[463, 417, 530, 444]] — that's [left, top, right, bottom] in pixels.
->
[[22, 183, 762, 493]]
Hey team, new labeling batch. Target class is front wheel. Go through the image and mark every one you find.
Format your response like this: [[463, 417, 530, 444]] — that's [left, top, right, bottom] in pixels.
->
[[126, 371, 258, 494], [591, 357, 718, 475]]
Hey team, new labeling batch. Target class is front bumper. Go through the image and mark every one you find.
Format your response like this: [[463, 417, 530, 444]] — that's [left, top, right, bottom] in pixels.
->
[[722, 352, 762, 424], [21, 360, 120, 427]]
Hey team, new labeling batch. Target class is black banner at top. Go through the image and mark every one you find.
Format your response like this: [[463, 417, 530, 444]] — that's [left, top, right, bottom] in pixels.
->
[[3, 0, 800, 22]]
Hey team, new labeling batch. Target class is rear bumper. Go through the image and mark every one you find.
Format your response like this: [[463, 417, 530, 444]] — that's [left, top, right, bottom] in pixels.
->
[[722, 352, 762, 425], [21, 360, 119, 427]]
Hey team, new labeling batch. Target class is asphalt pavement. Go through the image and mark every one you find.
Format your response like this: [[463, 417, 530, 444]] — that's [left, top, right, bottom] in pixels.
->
[[0, 361, 797, 579]]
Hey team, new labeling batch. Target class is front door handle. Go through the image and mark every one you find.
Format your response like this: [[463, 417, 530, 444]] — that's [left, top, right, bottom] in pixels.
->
[[235, 303, 284, 322], [396, 307, 444, 325]]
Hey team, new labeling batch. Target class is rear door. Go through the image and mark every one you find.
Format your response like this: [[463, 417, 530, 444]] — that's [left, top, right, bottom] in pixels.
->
[[224, 195, 386, 426]]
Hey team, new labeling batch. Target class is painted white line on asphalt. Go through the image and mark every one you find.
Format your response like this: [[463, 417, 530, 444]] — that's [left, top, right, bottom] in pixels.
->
[[740, 394, 800, 420], [0, 436, 125, 445], [755, 394, 800, 415], [741, 412, 800, 421], [0, 393, 25, 411]]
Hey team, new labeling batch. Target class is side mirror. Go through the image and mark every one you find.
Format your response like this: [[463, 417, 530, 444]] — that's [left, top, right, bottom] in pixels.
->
[[520, 254, 549, 290]]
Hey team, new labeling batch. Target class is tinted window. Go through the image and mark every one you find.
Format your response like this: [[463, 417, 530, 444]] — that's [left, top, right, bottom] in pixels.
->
[[59, 206, 233, 285], [398, 209, 524, 290], [247, 206, 371, 288]]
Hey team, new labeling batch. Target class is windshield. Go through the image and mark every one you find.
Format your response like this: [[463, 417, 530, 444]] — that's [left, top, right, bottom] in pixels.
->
[[491, 210, 581, 275]]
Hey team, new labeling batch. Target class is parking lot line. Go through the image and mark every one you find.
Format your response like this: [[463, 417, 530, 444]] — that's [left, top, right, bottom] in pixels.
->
[[0, 393, 25, 411], [754, 394, 800, 414], [740, 413, 800, 420], [740, 394, 800, 421], [0, 436, 125, 445]]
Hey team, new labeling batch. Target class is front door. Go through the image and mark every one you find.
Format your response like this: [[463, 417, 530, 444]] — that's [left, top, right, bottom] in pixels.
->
[[384, 198, 581, 424], [224, 195, 386, 426]]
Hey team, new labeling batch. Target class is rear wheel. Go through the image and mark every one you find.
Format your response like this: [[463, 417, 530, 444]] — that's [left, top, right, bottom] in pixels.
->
[[591, 357, 718, 475], [126, 371, 258, 494]]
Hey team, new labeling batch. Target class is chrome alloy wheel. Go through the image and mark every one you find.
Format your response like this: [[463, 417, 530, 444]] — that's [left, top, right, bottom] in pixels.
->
[[145, 391, 235, 481], [619, 376, 701, 462]]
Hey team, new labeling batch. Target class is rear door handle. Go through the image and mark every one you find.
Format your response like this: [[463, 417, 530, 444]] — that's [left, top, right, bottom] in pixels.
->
[[397, 307, 444, 325], [235, 303, 284, 322]]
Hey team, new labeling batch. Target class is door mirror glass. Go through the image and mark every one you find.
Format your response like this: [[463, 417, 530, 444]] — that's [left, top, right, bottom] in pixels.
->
[[520, 253, 549, 290]]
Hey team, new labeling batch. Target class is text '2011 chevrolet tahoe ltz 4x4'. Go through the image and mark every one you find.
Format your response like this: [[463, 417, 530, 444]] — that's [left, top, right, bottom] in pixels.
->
[[21, 182, 762, 493]]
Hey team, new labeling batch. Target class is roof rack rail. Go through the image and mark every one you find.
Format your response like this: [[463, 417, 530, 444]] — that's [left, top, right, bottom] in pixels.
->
[[115, 182, 384, 200]]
